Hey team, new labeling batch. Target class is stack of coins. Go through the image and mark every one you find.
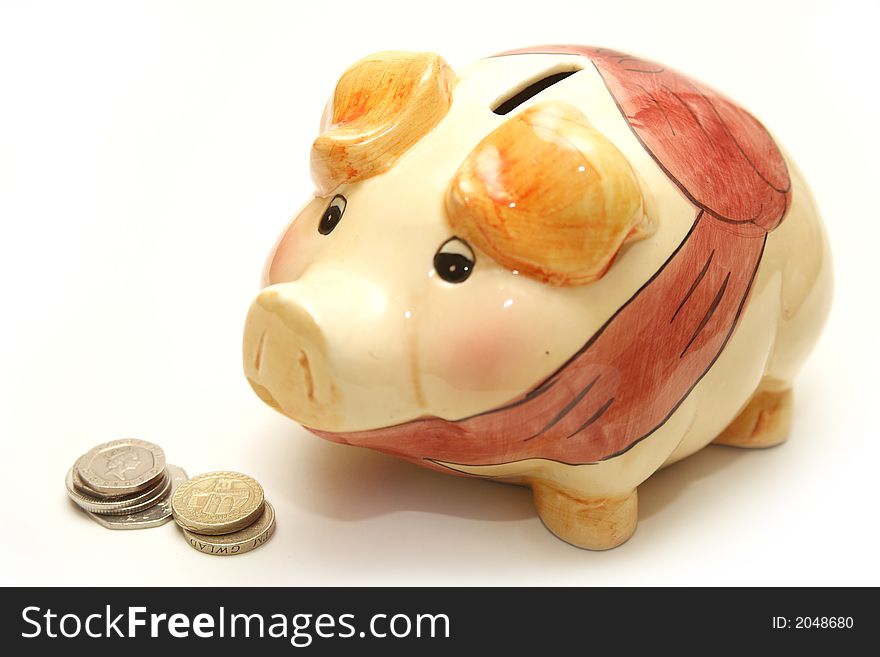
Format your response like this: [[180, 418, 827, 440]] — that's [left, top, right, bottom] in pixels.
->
[[171, 471, 275, 556], [65, 439, 188, 529]]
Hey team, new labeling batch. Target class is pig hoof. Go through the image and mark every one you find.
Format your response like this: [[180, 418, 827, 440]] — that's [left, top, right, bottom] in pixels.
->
[[713, 388, 793, 449], [531, 483, 637, 550]]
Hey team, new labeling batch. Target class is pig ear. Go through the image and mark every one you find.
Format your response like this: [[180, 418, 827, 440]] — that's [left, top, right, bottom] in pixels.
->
[[311, 51, 456, 195], [445, 101, 652, 286]]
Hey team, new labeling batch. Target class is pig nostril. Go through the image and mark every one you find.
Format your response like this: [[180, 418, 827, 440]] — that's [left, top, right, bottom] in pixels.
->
[[254, 331, 267, 373], [298, 349, 315, 402]]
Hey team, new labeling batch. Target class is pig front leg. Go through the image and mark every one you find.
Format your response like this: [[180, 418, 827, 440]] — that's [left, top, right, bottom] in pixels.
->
[[436, 404, 693, 549], [529, 479, 638, 550]]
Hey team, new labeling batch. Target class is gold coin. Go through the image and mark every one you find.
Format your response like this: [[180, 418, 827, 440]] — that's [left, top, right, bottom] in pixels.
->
[[181, 501, 275, 556], [171, 471, 265, 535]]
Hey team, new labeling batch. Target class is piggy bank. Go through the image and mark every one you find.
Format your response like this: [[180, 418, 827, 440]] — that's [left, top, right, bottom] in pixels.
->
[[242, 46, 832, 549]]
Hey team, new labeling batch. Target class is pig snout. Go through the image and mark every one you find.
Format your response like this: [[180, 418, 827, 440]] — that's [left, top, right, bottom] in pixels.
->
[[242, 273, 423, 432], [243, 284, 340, 430]]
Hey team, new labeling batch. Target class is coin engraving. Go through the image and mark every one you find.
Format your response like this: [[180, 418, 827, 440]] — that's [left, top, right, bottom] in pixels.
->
[[76, 439, 166, 495], [171, 471, 265, 535], [182, 501, 275, 556], [187, 478, 251, 515], [102, 445, 145, 479]]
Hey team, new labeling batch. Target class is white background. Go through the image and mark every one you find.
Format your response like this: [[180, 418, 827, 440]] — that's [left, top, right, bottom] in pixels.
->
[[1, 0, 878, 586]]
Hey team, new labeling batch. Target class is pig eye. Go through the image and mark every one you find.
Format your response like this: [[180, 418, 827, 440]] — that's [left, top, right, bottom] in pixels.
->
[[318, 194, 346, 235], [433, 237, 475, 283]]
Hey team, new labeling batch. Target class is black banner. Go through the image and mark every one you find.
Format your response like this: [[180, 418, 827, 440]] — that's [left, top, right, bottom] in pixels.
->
[[0, 587, 870, 653]]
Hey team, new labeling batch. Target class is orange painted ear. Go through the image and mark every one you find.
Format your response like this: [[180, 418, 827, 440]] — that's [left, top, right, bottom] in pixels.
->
[[445, 101, 652, 286], [311, 51, 456, 195]]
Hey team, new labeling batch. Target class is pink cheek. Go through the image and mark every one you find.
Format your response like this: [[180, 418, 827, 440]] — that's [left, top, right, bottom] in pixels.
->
[[441, 323, 526, 391], [263, 234, 295, 287], [263, 219, 312, 287]]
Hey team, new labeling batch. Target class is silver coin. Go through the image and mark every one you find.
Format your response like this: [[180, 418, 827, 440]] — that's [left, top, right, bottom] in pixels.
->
[[85, 464, 188, 530], [88, 470, 172, 516], [66, 467, 170, 515], [76, 438, 166, 495]]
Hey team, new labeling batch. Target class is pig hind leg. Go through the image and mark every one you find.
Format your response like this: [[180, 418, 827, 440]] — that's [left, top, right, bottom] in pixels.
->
[[530, 480, 637, 550], [712, 162, 830, 450], [712, 385, 792, 449]]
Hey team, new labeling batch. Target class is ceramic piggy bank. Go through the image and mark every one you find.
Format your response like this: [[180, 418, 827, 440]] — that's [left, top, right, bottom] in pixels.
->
[[243, 46, 832, 549]]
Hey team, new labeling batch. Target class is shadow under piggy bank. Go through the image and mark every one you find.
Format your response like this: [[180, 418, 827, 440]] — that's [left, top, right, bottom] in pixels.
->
[[288, 433, 536, 523], [273, 424, 752, 528]]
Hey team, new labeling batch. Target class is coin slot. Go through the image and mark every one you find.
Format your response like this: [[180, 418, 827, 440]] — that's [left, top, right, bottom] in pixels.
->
[[491, 67, 581, 115]]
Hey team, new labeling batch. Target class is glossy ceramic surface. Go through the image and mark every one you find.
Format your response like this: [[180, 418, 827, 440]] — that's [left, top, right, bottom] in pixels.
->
[[242, 46, 832, 548]]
